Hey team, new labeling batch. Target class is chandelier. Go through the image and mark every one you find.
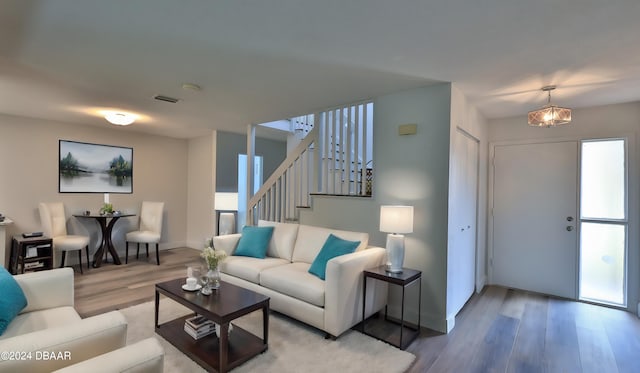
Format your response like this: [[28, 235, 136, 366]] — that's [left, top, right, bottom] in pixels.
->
[[527, 86, 572, 127]]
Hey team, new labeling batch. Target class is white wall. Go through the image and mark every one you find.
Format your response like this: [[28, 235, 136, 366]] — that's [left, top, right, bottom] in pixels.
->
[[300, 84, 453, 332], [186, 132, 216, 249], [488, 101, 640, 315], [0, 114, 189, 264]]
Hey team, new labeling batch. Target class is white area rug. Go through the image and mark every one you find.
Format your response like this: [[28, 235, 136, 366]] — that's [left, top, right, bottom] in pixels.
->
[[120, 299, 415, 373]]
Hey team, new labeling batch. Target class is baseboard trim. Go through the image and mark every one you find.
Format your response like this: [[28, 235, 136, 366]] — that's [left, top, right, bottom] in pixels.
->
[[476, 274, 487, 294]]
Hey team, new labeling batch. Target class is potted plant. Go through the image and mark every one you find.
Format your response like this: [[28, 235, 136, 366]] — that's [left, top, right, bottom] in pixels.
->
[[99, 203, 114, 215], [200, 240, 227, 294]]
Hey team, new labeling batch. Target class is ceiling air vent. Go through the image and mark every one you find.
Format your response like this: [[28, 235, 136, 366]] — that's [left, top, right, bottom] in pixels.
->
[[153, 95, 180, 103]]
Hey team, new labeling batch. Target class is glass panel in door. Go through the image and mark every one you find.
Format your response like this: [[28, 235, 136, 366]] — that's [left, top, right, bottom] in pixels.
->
[[579, 139, 627, 306]]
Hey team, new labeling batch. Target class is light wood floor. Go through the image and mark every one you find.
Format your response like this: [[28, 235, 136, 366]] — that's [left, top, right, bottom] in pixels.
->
[[74, 247, 202, 317], [74, 249, 640, 372], [406, 286, 640, 373]]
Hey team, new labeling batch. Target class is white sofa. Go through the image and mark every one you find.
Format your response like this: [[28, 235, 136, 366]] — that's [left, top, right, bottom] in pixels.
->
[[0, 268, 164, 373], [214, 220, 388, 338]]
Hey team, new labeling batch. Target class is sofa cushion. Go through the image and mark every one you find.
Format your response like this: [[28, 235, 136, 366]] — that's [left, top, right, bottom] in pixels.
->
[[220, 256, 289, 284], [260, 263, 326, 307], [308, 234, 360, 280], [258, 220, 299, 261], [292, 225, 369, 264], [234, 226, 274, 258], [0, 306, 80, 340], [0, 267, 28, 336]]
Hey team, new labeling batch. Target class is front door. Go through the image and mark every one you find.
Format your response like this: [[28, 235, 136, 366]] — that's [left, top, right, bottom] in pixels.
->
[[492, 141, 578, 299]]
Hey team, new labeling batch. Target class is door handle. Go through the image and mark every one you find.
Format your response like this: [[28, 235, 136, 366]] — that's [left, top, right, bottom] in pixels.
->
[[567, 216, 574, 222], [566, 226, 574, 231]]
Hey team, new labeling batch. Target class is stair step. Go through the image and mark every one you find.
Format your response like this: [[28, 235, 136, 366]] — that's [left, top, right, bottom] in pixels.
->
[[309, 193, 371, 198]]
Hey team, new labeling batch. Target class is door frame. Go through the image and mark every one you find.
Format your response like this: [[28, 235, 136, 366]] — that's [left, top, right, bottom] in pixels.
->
[[487, 134, 638, 312]]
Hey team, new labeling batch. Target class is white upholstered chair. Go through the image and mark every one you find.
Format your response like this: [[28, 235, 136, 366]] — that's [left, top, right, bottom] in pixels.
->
[[38, 202, 90, 274], [125, 201, 164, 265]]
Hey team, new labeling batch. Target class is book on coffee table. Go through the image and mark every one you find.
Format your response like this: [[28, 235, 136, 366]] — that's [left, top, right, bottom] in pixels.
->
[[185, 315, 213, 329], [184, 324, 215, 340], [184, 315, 216, 340]]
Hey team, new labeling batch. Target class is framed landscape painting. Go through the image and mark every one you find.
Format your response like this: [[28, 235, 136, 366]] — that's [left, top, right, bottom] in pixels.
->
[[59, 140, 133, 193]]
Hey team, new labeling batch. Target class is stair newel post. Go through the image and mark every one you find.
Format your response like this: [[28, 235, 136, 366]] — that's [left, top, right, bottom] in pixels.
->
[[361, 102, 369, 196], [247, 124, 256, 226], [312, 112, 321, 195]]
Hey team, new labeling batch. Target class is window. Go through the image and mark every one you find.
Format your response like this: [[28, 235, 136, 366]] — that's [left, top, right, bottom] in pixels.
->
[[579, 139, 627, 305]]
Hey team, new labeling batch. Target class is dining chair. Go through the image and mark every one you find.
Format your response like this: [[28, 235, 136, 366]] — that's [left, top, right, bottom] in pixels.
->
[[125, 201, 164, 265], [38, 202, 90, 274]]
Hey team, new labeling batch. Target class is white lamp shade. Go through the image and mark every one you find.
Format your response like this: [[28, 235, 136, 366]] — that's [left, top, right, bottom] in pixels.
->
[[215, 192, 238, 211], [379, 205, 414, 234]]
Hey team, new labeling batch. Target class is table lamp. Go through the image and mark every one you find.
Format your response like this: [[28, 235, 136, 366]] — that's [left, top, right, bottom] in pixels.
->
[[379, 205, 414, 273], [215, 192, 239, 235]]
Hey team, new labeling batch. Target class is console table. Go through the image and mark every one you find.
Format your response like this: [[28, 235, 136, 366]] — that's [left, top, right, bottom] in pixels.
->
[[10, 235, 53, 274], [73, 213, 134, 268], [361, 265, 422, 350]]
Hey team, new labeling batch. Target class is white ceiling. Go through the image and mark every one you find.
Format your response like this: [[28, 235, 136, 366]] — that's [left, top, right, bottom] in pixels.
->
[[1, 1, 639, 139]]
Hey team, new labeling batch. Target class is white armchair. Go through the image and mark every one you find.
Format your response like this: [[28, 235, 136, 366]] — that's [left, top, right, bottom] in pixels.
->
[[125, 201, 164, 265], [52, 337, 164, 373], [39, 202, 90, 274], [0, 268, 128, 372]]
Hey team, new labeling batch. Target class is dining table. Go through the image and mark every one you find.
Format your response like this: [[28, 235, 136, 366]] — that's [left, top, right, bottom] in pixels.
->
[[73, 213, 135, 268]]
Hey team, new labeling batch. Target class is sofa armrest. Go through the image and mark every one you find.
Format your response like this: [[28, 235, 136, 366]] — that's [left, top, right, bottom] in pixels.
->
[[213, 233, 241, 256], [324, 246, 388, 337], [0, 311, 127, 373], [52, 337, 164, 373], [15, 268, 75, 313]]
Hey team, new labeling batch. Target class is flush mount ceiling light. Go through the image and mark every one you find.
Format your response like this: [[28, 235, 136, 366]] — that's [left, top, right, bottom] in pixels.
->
[[104, 111, 136, 126], [182, 83, 202, 91], [527, 85, 572, 127]]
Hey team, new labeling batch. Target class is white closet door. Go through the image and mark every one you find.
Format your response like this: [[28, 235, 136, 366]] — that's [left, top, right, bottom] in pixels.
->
[[447, 129, 479, 316], [492, 141, 578, 299]]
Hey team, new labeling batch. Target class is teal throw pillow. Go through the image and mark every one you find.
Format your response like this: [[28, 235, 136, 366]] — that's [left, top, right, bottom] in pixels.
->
[[308, 234, 360, 280], [0, 267, 28, 335], [234, 226, 275, 259]]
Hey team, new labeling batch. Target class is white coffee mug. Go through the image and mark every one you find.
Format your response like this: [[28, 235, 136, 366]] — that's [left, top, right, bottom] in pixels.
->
[[186, 277, 197, 289]]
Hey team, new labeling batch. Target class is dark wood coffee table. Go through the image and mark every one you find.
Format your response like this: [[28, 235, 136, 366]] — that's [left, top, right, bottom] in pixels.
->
[[155, 278, 270, 373]]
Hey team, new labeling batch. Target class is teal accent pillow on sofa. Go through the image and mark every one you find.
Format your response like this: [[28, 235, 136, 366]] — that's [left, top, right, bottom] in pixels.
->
[[308, 234, 360, 280], [234, 226, 275, 258], [0, 267, 28, 335]]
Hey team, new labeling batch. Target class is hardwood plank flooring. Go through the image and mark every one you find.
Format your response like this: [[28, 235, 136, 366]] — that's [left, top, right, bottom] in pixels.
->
[[74, 247, 202, 317], [407, 287, 640, 373], [74, 253, 640, 372]]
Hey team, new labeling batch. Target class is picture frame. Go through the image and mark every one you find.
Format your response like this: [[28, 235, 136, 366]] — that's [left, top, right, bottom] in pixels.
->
[[59, 140, 133, 193]]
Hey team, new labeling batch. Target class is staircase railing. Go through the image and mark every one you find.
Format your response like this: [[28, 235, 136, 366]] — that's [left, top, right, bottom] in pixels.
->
[[248, 124, 319, 224], [317, 101, 372, 196], [247, 100, 373, 225]]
